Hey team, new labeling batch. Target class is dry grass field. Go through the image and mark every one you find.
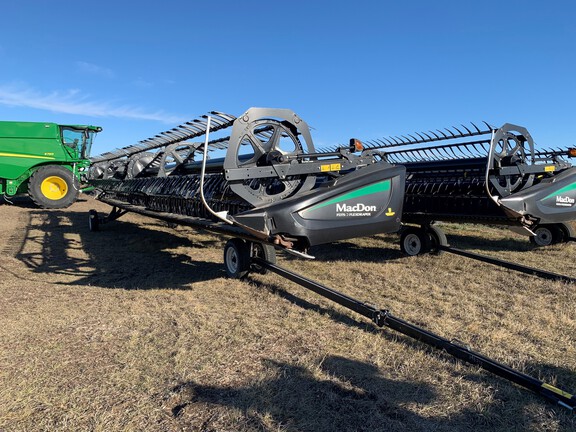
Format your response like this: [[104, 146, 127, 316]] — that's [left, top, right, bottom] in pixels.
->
[[0, 195, 575, 432]]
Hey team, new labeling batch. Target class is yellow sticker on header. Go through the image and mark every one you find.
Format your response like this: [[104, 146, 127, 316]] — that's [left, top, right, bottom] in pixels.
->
[[544, 166, 556, 172], [320, 163, 342, 172]]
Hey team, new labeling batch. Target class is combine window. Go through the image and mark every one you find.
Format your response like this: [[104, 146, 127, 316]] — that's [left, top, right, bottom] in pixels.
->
[[83, 129, 97, 159], [60, 127, 97, 159]]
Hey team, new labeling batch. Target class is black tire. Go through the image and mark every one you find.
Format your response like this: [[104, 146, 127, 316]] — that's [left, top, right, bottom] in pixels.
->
[[28, 165, 79, 209], [88, 209, 100, 232], [400, 227, 431, 256], [427, 225, 448, 255], [529, 224, 561, 247], [557, 223, 576, 243], [223, 238, 250, 279], [250, 242, 277, 275]]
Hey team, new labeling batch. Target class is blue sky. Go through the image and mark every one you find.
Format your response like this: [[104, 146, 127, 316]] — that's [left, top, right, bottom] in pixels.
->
[[0, 1, 575, 155]]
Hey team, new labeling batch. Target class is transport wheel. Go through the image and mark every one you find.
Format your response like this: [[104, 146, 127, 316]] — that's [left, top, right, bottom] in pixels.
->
[[400, 227, 431, 256], [250, 242, 277, 275], [224, 238, 250, 279], [28, 165, 78, 209], [88, 209, 100, 232], [557, 222, 576, 243], [529, 224, 561, 247], [426, 225, 447, 255]]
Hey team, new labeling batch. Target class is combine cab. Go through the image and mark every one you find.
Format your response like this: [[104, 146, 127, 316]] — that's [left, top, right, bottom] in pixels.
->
[[0, 121, 102, 208], [347, 123, 576, 254]]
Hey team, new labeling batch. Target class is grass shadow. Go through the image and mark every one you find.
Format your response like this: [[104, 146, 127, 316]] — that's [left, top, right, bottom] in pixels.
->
[[281, 234, 405, 263], [166, 352, 576, 431], [167, 355, 439, 431], [10, 208, 225, 289], [443, 231, 534, 252]]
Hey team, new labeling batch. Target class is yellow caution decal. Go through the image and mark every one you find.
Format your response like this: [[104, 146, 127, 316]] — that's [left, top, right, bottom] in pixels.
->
[[541, 383, 574, 399], [320, 163, 342, 172], [385, 208, 395, 216], [544, 165, 556, 172]]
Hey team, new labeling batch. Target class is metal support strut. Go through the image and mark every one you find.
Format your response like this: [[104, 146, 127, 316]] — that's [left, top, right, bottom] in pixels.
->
[[252, 257, 576, 411], [437, 245, 576, 284]]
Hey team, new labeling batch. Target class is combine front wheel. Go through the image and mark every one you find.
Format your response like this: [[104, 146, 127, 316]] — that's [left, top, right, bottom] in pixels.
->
[[28, 165, 78, 209]]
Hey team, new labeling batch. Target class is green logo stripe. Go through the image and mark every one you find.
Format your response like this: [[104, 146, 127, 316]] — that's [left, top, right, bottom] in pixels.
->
[[306, 180, 391, 212], [543, 182, 576, 200]]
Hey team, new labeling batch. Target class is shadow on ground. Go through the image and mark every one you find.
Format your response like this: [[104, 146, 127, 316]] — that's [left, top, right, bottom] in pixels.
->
[[165, 353, 576, 431], [167, 355, 436, 431], [307, 237, 404, 263], [442, 232, 534, 252], [8, 208, 225, 289]]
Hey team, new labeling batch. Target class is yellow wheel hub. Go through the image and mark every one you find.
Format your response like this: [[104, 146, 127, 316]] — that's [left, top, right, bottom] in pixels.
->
[[40, 176, 68, 200]]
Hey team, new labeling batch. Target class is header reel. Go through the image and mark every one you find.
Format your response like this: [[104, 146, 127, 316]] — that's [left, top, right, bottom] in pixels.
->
[[350, 121, 576, 231], [89, 108, 405, 254]]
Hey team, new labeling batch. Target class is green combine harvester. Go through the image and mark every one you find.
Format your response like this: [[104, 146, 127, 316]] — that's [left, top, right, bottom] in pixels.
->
[[0, 121, 102, 208]]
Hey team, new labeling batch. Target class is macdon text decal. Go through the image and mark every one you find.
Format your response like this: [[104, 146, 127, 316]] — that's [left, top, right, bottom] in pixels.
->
[[335, 202, 378, 216], [556, 195, 575, 207]]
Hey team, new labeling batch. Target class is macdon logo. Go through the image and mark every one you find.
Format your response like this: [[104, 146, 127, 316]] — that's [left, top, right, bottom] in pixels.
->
[[336, 203, 377, 212], [556, 195, 575, 206]]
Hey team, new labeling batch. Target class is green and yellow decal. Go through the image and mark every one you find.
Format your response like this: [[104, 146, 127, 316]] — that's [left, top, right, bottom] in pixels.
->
[[0, 152, 56, 160]]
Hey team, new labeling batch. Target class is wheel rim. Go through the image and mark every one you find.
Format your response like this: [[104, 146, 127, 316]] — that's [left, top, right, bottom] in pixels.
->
[[534, 227, 553, 246], [403, 233, 422, 255], [225, 246, 239, 274], [40, 176, 68, 200]]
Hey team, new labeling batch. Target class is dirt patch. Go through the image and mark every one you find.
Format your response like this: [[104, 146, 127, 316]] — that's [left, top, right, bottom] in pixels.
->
[[0, 196, 574, 431]]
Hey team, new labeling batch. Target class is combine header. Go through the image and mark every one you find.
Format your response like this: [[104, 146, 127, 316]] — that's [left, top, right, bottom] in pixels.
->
[[344, 123, 576, 254], [89, 108, 405, 268]]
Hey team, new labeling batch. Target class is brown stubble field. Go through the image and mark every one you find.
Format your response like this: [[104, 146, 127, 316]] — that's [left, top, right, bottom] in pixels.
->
[[0, 196, 575, 432]]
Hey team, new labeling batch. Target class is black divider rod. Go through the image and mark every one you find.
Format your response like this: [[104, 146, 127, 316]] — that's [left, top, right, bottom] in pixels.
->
[[252, 258, 576, 410], [438, 245, 576, 284]]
